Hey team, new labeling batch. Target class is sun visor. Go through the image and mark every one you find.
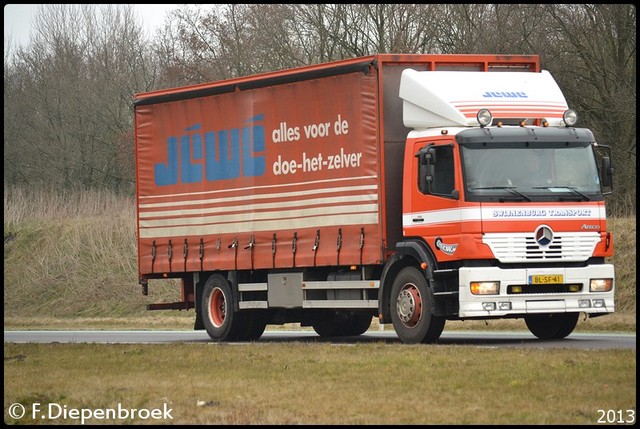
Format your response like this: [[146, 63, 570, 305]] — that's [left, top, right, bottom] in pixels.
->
[[399, 69, 569, 129]]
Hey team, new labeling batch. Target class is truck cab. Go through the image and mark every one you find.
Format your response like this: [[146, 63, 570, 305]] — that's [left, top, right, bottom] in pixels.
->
[[391, 68, 615, 341]]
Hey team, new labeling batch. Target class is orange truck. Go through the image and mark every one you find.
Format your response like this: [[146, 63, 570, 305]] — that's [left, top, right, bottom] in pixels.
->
[[133, 54, 615, 343]]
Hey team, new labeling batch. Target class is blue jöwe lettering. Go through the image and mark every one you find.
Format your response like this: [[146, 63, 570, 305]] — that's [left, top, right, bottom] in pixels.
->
[[154, 114, 266, 186], [481, 91, 528, 98]]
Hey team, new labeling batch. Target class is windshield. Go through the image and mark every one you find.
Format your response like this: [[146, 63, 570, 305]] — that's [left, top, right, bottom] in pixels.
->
[[461, 141, 602, 202]]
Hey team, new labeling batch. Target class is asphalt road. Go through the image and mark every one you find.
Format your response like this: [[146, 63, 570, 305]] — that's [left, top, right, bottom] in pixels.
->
[[3, 330, 635, 350]]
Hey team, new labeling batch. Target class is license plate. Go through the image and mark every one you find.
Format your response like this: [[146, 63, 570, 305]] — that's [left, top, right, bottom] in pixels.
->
[[529, 274, 563, 284]]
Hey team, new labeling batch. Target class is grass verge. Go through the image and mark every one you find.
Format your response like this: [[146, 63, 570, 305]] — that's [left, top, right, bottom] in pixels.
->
[[4, 342, 636, 425]]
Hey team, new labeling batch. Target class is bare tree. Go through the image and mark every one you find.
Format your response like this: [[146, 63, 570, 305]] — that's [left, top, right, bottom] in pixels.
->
[[543, 4, 636, 214], [290, 4, 350, 63], [4, 4, 635, 215], [4, 4, 155, 192]]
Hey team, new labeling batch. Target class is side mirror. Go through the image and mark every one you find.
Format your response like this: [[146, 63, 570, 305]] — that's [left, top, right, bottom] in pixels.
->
[[417, 146, 435, 193], [600, 157, 613, 188], [426, 147, 437, 164]]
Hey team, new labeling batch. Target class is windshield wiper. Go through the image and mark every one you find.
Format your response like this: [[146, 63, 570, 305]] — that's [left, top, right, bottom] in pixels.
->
[[532, 186, 591, 201], [470, 186, 532, 201]]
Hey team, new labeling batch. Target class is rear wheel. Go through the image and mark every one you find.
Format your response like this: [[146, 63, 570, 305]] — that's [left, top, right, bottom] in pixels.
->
[[390, 266, 445, 344], [312, 311, 373, 337], [202, 274, 259, 341], [525, 312, 580, 340], [240, 312, 268, 341]]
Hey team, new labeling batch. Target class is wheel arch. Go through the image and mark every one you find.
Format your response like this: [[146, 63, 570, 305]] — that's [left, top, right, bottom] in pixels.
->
[[379, 239, 437, 324]]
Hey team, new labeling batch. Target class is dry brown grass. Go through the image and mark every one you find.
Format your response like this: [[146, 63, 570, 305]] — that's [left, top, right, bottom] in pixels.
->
[[4, 342, 636, 425], [607, 216, 637, 313]]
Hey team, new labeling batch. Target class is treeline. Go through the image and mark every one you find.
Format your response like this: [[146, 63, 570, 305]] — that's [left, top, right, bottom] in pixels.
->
[[3, 4, 636, 215]]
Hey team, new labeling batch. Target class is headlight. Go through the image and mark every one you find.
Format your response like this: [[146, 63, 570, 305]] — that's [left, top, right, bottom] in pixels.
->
[[470, 281, 499, 295], [590, 278, 613, 292]]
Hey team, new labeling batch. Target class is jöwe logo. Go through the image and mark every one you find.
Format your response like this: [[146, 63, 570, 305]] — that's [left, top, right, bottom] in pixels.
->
[[154, 114, 266, 186]]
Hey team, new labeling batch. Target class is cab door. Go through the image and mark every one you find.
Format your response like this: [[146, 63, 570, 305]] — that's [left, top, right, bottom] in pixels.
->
[[403, 139, 463, 262]]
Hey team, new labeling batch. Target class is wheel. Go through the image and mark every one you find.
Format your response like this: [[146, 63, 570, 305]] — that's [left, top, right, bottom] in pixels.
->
[[312, 311, 373, 337], [201, 274, 251, 341], [342, 312, 373, 336], [525, 312, 580, 340], [311, 312, 341, 337], [239, 311, 268, 341], [390, 266, 445, 344]]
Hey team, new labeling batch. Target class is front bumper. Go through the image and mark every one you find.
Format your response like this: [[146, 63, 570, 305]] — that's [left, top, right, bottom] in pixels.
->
[[458, 264, 615, 318]]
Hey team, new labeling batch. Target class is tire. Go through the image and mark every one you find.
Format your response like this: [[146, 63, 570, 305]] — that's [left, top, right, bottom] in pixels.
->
[[343, 312, 373, 336], [201, 274, 250, 341], [525, 312, 580, 340], [312, 311, 373, 337], [389, 266, 445, 344], [239, 312, 268, 341]]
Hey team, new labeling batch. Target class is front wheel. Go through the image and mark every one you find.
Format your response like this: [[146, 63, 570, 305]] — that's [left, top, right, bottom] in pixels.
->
[[390, 266, 445, 344], [525, 312, 580, 340]]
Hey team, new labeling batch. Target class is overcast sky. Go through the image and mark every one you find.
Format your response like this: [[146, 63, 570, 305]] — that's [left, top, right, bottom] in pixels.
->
[[4, 4, 181, 49]]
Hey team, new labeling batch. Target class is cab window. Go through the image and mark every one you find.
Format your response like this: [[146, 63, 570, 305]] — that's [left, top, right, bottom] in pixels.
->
[[418, 144, 455, 197]]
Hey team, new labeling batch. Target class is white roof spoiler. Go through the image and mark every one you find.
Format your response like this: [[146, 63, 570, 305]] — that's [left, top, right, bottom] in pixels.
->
[[399, 69, 569, 129]]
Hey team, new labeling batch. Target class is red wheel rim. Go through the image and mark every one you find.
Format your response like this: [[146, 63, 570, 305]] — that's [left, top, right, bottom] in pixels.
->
[[209, 287, 226, 327], [396, 284, 422, 328]]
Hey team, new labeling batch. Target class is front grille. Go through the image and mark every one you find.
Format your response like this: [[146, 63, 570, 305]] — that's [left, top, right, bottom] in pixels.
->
[[483, 232, 600, 263]]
